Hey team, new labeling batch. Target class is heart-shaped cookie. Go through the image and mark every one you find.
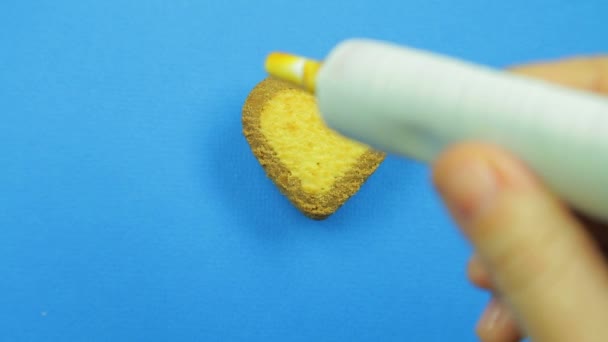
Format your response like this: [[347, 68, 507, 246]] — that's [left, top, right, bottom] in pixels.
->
[[242, 77, 385, 219]]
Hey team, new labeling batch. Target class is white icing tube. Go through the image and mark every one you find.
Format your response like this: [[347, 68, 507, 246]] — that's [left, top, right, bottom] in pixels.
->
[[316, 39, 608, 221]]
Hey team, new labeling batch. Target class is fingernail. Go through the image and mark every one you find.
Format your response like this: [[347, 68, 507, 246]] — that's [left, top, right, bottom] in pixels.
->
[[477, 299, 505, 334], [437, 158, 496, 222], [476, 299, 521, 341]]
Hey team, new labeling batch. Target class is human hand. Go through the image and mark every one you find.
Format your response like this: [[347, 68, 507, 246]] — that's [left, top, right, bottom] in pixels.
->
[[432, 57, 608, 342]]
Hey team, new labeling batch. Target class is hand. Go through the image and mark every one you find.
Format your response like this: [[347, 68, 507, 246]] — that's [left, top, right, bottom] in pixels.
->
[[432, 57, 608, 342]]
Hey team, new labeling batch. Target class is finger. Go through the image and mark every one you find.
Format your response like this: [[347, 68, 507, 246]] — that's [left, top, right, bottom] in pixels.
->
[[509, 56, 608, 94], [433, 143, 608, 342], [477, 298, 523, 342], [468, 254, 493, 289]]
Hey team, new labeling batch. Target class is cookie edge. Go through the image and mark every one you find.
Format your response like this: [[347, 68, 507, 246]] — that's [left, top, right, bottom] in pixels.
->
[[242, 77, 386, 220]]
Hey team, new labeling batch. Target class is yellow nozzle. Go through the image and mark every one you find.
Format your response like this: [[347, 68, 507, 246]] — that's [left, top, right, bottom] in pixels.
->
[[265, 52, 321, 93]]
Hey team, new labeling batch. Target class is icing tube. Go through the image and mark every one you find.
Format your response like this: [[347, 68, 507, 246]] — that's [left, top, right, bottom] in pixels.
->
[[316, 39, 608, 221]]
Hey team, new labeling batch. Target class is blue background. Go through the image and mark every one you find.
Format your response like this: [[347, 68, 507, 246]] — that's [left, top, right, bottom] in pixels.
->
[[1, 1, 606, 341]]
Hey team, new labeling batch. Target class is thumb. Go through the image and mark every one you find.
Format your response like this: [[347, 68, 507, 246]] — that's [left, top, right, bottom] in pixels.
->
[[433, 143, 608, 342]]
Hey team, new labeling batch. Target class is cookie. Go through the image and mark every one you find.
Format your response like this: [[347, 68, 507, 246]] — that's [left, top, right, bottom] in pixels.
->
[[242, 77, 385, 219]]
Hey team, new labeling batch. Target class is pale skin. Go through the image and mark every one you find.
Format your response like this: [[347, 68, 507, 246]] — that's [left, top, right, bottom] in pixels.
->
[[432, 57, 608, 342]]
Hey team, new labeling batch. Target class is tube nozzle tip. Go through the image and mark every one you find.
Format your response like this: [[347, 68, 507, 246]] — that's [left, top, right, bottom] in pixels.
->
[[265, 52, 320, 93]]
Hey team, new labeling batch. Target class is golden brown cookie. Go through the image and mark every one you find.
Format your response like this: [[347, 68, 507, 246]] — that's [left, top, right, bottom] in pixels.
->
[[242, 77, 385, 219]]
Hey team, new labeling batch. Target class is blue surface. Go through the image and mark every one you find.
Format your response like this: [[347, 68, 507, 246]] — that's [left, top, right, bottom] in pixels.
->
[[1, 1, 606, 341]]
